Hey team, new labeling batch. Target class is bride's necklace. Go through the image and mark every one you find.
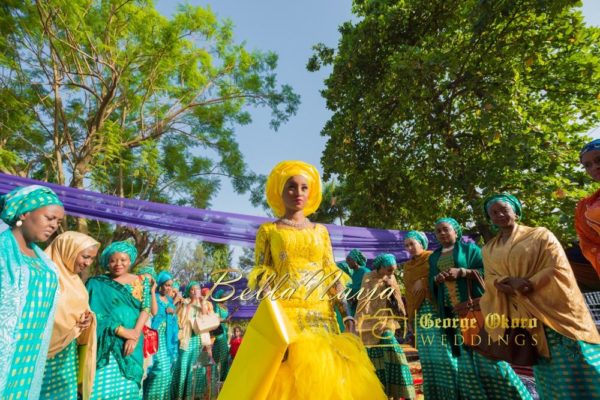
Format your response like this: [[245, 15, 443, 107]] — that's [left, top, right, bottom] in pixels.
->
[[279, 217, 311, 229]]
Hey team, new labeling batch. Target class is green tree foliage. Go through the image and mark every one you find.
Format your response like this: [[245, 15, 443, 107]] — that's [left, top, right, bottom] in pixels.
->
[[308, 0, 600, 243], [237, 246, 255, 274], [0, 0, 298, 261], [311, 180, 350, 224], [170, 241, 232, 284]]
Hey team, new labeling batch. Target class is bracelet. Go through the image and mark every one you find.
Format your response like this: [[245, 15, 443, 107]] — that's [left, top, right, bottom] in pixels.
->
[[342, 316, 355, 323], [460, 268, 467, 278], [115, 326, 123, 336]]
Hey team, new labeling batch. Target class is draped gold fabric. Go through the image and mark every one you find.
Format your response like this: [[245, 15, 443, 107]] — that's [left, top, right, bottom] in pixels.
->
[[44, 231, 99, 400], [480, 224, 600, 357], [402, 250, 433, 321], [355, 271, 405, 346]]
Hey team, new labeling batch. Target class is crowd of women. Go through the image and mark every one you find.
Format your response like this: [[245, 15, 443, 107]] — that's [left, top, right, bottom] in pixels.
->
[[0, 139, 600, 399], [0, 185, 244, 400]]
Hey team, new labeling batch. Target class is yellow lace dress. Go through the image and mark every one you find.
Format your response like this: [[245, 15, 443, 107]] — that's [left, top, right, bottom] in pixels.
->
[[247, 222, 386, 400]]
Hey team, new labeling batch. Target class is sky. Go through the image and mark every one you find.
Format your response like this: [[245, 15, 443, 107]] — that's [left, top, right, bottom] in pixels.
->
[[155, 0, 600, 262], [155, 0, 600, 219]]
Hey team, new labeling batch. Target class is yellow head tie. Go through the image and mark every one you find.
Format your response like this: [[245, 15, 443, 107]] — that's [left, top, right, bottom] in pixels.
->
[[265, 160, 323, 218]]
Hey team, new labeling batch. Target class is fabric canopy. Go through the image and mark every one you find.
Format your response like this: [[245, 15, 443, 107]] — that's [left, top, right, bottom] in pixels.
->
[[0, 172, 437, 260]]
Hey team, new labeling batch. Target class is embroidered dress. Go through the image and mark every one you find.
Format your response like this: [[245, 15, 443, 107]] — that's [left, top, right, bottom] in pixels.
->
[[3, 255, 58, 400], [88, 276, 150, 400], [225, 223, 386, 400]]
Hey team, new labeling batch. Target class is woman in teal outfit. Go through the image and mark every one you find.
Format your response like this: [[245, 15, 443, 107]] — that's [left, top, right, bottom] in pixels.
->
[[172, 283, 219, 399], [211, 289, 230, 382], [429, 217, 532, 400], [403, 230, 458, 399], [0, 185, 64, 400], [346, 248, 370, 316], [87, 241, 151, 400], [40, 231, 100, 400], [144, 271, 179, 400], [356, 253, 416, 400]]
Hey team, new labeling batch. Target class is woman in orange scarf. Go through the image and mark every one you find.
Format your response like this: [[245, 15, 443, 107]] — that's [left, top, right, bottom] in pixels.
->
[[576, 138, 600, 276]]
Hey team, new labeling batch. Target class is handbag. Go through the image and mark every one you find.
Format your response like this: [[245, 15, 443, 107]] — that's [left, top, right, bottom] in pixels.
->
[[452, 271, 538, 366], [193, 312, 220, 334], [142, 325, 159, 358]]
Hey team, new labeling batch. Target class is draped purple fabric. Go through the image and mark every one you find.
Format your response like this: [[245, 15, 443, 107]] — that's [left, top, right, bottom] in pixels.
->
[[0, 172, 440, 260]]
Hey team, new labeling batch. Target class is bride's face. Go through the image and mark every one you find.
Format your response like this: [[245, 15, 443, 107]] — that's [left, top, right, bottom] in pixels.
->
[[282, 175, 309, 213]]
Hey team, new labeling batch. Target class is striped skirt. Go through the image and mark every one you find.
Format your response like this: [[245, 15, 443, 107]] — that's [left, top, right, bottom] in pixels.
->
[[40, 340, 78, 400], [534, 327, 600, 399], [366, 330, 416, 399]]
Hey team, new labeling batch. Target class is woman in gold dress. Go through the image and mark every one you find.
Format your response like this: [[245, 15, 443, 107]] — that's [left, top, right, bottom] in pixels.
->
[[222, 160, 385, 400]]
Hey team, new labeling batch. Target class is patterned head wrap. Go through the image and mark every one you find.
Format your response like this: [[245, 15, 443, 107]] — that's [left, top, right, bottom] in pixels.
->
[[185, 281, 200, 298], [483, 193, 522, 221], [99, 241, 138, 270], [373, 253, 397, 269], [405, 231, 429, 250], [201, 287, 210, 296], [137, 264, 157, 281], [0, 185, 63, 226], [265, 160, 322, 217], [347, 248, 367, 267], [580, 138, 600, 161], [172, 281, 181, 291], [156, 271, 173, 287], [435, 217, 462, 239]]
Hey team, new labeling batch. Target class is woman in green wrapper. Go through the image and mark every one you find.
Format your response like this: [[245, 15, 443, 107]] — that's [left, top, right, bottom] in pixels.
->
[[172, 283, 218, 400], [346, 248, 370, 316], [356, 253, 416, 400], [403, 230, 457, 399], [480, 194, 600, 399], [211, 289, 230, 382], [429, 217, 532, 400], [0, 185, 64, 400], [144, 271, 179, 400], [87, 241, 151, 400]]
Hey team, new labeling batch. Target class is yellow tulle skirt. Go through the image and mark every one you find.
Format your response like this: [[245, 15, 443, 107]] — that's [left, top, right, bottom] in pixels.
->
[[267, 330, 387, 400], [219, 300, 386, 400]]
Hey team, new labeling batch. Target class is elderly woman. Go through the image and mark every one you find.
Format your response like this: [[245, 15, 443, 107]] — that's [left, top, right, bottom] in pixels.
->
[[172, 283, 218, 400], [346, 248, 371, 316], [356, 253, 416, 400], [144, 271, 179, 400], [480, 193, 600, 398], [0, 185, 64, 400], [87, 241, 151, 400], [576, 138, 600, 276], [40, 232, 100, 400], [403, 230, 457, 399], [223, 160, 385, 399], [429, 217, 532, 400]]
